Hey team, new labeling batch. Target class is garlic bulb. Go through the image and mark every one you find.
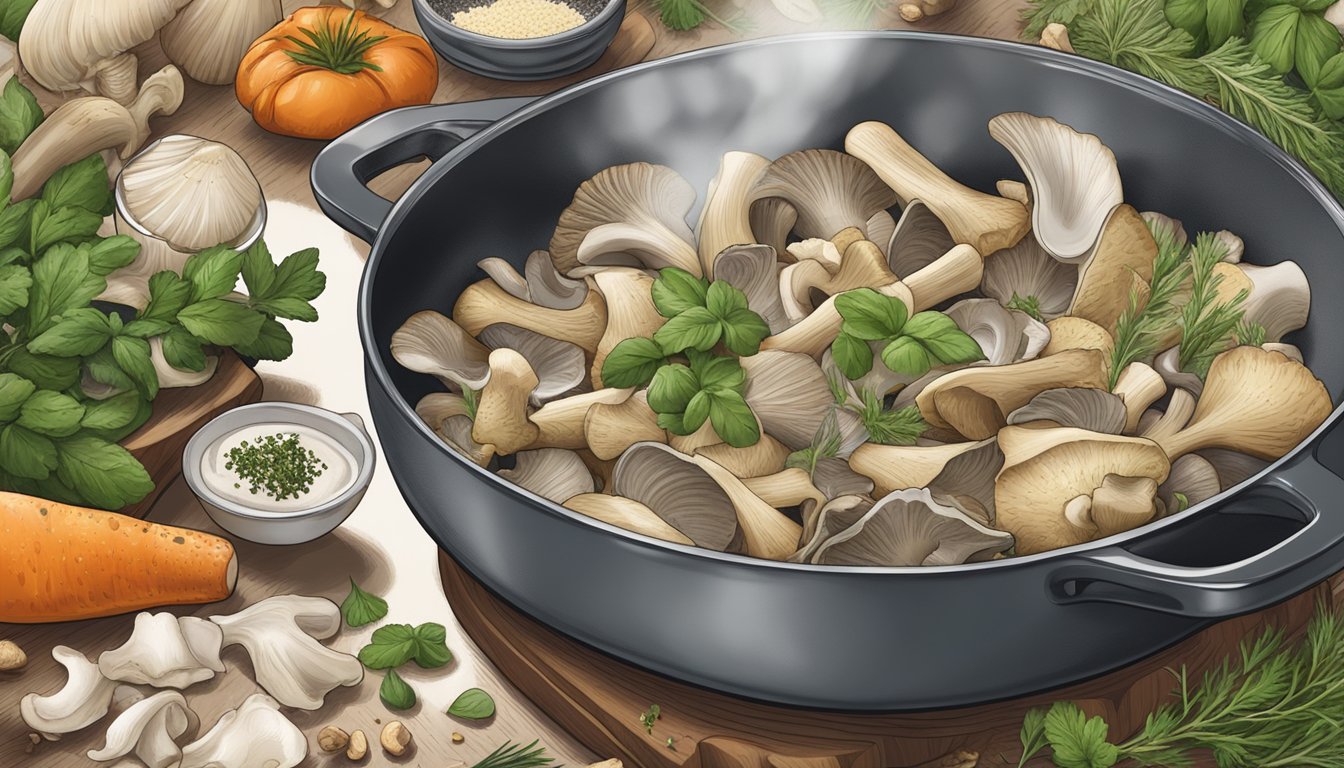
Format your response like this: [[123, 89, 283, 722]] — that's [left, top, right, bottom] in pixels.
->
[[160, 0, 283, 85], [119, 135, 264, 253]]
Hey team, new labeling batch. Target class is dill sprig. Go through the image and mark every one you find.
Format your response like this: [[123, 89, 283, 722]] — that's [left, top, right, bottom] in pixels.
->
[[1237, 319, 1267, 346], [1020, 603, 1344, 768], [471, 740, 556, 768], [1006, 293, 1044, 322], [785, 408, 843, 476], [1107, 218, 1190, 388], [1026, 0, 1344, 196], [1177, 233, 1248, 378], [853, 387, 927, 445]]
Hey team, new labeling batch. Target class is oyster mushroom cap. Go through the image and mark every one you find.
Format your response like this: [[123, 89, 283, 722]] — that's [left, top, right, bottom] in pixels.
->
[[1214, 230, 1244, 263], [848, 438, 1002, 517], [1153, 346, 1205, 397], [478, 323, 587, 405], [888, 200, 956, 278], [979, 232, 1076, 321], [945, 298, 1050, 366], [392, 311, 490, 392], [1235, 261, 1310, 343], [915, 348, 1108, 439], [748, 149, 899, 242], [1111, 362, 1166, 433], [97, 612, 225, 689], [499, 449, 595, 505], [692, 453, 803, 561], [88, 690, 197, 768], [453, 277, 608, 355], [793, 494, 874, 564], [21, 646, 119, 738], [472, 349, 541, 456], [1159, 454, 1222, 513], [583, 389, 666, 459], [550, 162, 699, 277], [416, 392, 495, 466], [208, 596, 363, 711], [1155, 346, 1332, 461], [563, 493, 695, 546], [610, 442, 741, 552], [741, 350, 841, 449], [811, 456, 875, 501], [1264, 342, 1303, 363], [988, 112, 1124, 263], [714, 244, 790, 333], [1041, 316, 1112, 359], [697, 151, 771, 278], [749, 197, 799, 256], [867, 210, 897, 256], [477, 256, 530, 302], [1007, 388, 1127, 434], [1067, 204, 1158, 331], [178, 693, 307, 768], [481, 251, 590, 310], [845, 121, 1029, 255], [810, 488, 1014, 566], [1199, 448, 1270, 490], [588, 268, 665, 389], [995, 425, 1170, 555]]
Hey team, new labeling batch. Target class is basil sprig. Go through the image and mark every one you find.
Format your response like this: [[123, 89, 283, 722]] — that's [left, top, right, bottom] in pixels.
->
[[830, 288, 984, 380]]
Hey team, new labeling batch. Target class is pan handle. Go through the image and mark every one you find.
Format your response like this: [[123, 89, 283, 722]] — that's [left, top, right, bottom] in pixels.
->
[[311, 97, 538, 243], [1046, 453, 1344, 617]]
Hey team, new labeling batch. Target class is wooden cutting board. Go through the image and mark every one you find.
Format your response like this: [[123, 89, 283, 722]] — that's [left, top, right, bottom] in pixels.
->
[[440, 551, 1342, 768]]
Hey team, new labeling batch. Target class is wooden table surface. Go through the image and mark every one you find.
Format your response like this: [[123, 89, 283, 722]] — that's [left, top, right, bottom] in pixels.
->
[[0, 2, 1074, 767]]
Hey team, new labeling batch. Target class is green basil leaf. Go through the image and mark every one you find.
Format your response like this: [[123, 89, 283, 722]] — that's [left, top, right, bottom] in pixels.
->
[[904, 311, 985, 364], [54, 435, 154, 510], [1205, 0, 1248, 47], [1042, 701, 1120, 768], [1165, 0, 1208, 41], [231, 317, 293, 362], [707, 389, 760, 448], [30, 203, 103, 254], [42, 154, 113, 216], [693, 354, 746, 392], [835, 288, 907, 340], [379, 669, 416, 710], [652, 306, 722, 354], [158, 326, 207, 372], [0, 373, 35, 422], [341, 578, 389, 628], [270, 247, 324, 301], [84, 346, 134, 393], [80, 392, 144, 432], [0, 148, 12, 203], [830, 331, 874, 380], [0, 262, 30, 315], [0, 0, 38, 44], [656, 410, 694, 435], [1295, 0, 1336, 10], [719, 307, 770, 357], [647, 363, 699, 414], [651, 267, 709, 318], [27, 308, 115, 357], [177, 299, 266, 347], [5, 348, 78, 392], [600, 337, 665, 388], [87, 236, 140, 276], [183, 245, 244, 302], [240, 240, 277, 298], [359, 625, 419, 669], [0, 76, 42, 156], [252, 296, 318, 322], [1313, 53, 1344, 117], [880, 336, 933, 377], [112, 335, 158, 400], [682, 389, 712, 432], [142, 272, 194, 323], [447, 688, 496, 720], [0, 198, 34, 252], [1295, 10, 1341, 86], [18, 390, 84, 438], [1251, 4, 1304, 73], [409, 622, 453, 668], [0, 423, 55, 480], [705, 279, 749, 318], [27, 243, 103, 336], [121, 319, 171, 339]]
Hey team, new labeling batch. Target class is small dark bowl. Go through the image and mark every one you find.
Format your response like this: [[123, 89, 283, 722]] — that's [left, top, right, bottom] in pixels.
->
[[412, 0, 626, 81]]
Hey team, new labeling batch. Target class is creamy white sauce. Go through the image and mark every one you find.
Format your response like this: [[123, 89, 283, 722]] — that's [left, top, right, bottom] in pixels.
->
[[201, 423, 358, 513]]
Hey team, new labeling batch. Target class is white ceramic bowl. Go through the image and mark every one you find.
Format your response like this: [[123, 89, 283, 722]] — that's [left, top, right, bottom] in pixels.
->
[[183, 403, 377, 545]]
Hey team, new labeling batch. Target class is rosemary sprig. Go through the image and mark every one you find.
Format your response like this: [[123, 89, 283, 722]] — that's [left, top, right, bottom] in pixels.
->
[[1019, 603, 1344, 767], [1006, 293, 1044, 322], [1177, 233, 1248, 378], [1236, 319, 1267, 346], [471, 740, 556, 768], [1106, 218, 1190, 389]]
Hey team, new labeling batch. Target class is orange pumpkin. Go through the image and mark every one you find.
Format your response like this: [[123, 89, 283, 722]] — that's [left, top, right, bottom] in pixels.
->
[[236, 7, 439, 140]]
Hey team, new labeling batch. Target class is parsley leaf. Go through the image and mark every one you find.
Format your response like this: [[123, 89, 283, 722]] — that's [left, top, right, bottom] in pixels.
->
[[0, 76, 42, 156], [341, 578, 389, 627], [0, 262, 31, 315], [18, 390, 85, 438], [447, 687, 496, 720], [177, 299, 266, 347], [41, 154, 114, 216], [653, 306, 721, 354], [831, 331, 874, 379], [379, 669, 416, 710], [880, 335, 932, 377], [651, 267, 709, 318], [601, 337, 666, 388], [1043, 702, 1119, 768], [358, 622, 453, 669], [835, 288, 907, 340], [54, 435, 154, 510]]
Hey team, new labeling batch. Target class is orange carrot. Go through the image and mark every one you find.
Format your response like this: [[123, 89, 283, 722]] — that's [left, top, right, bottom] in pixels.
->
[[0, 493, 237, 623]]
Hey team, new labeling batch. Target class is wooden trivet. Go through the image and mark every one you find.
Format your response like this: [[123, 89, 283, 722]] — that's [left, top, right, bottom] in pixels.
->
[[440, 550, 1336, 768]]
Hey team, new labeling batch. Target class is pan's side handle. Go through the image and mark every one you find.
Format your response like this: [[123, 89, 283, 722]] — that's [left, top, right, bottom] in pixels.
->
[[310, 97, 538, 243], [1046, 454, 1344, 618]]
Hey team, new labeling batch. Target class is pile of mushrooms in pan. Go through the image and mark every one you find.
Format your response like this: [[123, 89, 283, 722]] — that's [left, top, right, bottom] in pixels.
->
[[392, 112, 1333, 565]]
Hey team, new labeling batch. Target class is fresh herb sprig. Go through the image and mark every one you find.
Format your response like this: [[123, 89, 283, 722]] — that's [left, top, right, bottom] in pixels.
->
[[640, 703, 662, 734], [652, 0, 751, 32], [1106, 217, 1190, 389], [603, 268, 768, 448], [341, 578, 389, 627], [830, 288, 984, 381], [1176, 233, 1248, 378], [854, 387, 928, 445], [1007, 293, 1045, 322], [1018, 603, 1344, 768], [471, 740, 556, 768]]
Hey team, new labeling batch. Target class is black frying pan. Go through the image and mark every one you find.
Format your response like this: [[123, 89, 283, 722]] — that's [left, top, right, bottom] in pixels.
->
[[312, 32, 1344, 710]]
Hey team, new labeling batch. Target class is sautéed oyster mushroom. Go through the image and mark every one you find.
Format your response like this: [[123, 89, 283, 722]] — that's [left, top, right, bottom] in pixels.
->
[[392, 113, 1332, 565]]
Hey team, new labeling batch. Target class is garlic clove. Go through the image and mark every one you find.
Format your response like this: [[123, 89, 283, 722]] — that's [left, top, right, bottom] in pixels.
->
[[119, 135, 263, 253]]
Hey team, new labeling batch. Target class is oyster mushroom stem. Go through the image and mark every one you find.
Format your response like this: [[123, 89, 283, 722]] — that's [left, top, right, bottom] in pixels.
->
[[1112, 362, 1166, 433], [780, 238, 899, 319], [988, 113, 1124, 263], [1065, 205, 1158, 330], [916, 349, 1108, 440], [849, 438, 1001, 512], [749, 198, 799, 256], [472, 349, 540, 456], [741, 468, 826, 510], [550, 163, 700, 276], [995, 425, 1170, 554], [749, 149, 899, 242], [668, 421, 723, 454], [527, 388, 633, 451], [696, 433, 791, 478], [609, 443, 740, 551], [697, 151, 771, 278], [845, 121, 1030, 255], [590, 269, 665, 388], [1154, 346, 1332, 461], [416, 393, 494, 466], [996, 180, 1031, 206], [1066, 474, 1161, 538], [477, 324, 587, 405], [1040, 22, 1075, 52], [1139, 388, 1196, 442], [453, 279, 607, 355], [1041, 317, 1113, 359], [584, 391, 666, 459], [692, 454, 802, 560], [563, 494, 695, 546]]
